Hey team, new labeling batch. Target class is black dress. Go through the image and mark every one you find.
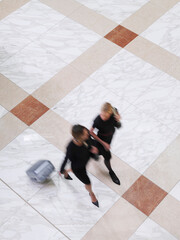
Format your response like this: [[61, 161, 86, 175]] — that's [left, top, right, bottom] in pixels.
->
[[60, 138, 95, 185], [92, 113, 121, 161]]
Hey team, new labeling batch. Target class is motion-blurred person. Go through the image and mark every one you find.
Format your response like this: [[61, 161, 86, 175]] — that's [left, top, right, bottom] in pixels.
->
[[90, 102, 121, 185], [60, 124, 99, 207]]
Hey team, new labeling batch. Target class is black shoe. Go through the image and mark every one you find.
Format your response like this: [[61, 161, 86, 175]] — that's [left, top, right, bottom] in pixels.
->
[[89, 193, 99, 208], [92, 200, 99, 208], [64, 174, 73, 180], [109, 171, 120, 185]]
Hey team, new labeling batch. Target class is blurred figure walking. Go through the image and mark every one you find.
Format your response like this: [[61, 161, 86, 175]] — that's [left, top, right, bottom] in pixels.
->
[[90, 102, 121, 185], [60, 124, 99, 207]]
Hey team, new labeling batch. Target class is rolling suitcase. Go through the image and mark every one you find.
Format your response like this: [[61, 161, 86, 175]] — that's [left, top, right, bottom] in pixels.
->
[[26, 160, 55, 183]]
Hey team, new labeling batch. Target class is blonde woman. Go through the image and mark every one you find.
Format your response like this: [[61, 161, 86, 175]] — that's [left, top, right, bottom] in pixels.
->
[[60, 124, 99, 207], [90, 102, 121, 185]]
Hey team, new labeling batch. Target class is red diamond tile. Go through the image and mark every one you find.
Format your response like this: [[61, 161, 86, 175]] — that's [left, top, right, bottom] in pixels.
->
[[105, 25, 138, 47], [122, 175, 167, 216], [11, 95, 49, 126]]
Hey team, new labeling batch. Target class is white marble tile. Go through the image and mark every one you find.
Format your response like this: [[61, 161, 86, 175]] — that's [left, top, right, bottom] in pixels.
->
[[134, 74, 180, 134], [0, 105, 8, 118], [111, 105, 178, 173], [0, 22, 31, 64], [0, 128, 65, 200], [141, 2, 180, 57], [75, 0, 149, 23], [169, 181, 180, 202], [90, 49, 164, 103], [52, 77, 131, 129], [1, 0, 65, 41], [38, 17, 101, 64], [0, 180, 25, 227], [0, 203, 68, 240], [129, 218, 177, 240], [29, 172, 120, 240], [0, 41, 66, 94]]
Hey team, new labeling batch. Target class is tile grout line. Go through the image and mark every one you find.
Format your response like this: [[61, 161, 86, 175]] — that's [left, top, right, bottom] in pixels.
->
[[0, 177, 71, 240], [0, 0, 83, 67], [0, 15, 74, 67]]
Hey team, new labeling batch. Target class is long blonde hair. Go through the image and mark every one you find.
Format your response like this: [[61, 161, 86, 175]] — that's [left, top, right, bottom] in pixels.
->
[[101, 102, 113, 114]]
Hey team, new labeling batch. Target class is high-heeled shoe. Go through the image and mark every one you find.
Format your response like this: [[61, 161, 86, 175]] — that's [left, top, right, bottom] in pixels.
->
[[109, 170, 120, 185], [89, 193, 99, 207], [64, 174, 73, 180], [92, 200, 99, 207]]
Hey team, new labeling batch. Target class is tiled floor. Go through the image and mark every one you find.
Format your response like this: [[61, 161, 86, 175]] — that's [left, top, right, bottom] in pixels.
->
[[0, 0, 180, 239]]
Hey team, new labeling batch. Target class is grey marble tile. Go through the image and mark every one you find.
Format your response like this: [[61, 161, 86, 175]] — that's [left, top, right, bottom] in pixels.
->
[[90, 49, 165, 103], [134, 74, 180, 134], [38, 17, 101, 64], [0, 22, 30, 64], [0, 41, 66, 94], [1, 0, 65, 41], [0, 203, 68, 240]]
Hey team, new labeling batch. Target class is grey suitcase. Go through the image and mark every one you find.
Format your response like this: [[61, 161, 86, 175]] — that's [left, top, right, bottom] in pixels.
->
[[26, 160, 55, 183]]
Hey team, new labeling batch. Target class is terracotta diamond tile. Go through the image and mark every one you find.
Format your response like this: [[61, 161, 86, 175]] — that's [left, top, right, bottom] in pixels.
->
[[11, 95, 49, 126], [122, 175, 167, 216], [105, 25, 138, 47]]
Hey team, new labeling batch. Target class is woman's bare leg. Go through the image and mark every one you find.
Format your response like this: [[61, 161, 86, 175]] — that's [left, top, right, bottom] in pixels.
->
[[85, 184, 98, 203]]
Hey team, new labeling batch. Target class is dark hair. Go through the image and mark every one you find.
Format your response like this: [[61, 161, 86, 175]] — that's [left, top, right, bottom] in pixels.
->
[[72, 124, 84, 141]]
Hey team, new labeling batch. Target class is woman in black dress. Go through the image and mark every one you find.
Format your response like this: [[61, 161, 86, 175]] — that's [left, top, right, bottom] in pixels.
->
[[60, 124, 99, 207], [90, 102, 121, 185]]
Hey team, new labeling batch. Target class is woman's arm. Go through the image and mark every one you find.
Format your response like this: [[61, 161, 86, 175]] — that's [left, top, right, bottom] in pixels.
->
[[113, 108, 122, 128], [60, 155, 69, 177], [89, 127, 110, 151]]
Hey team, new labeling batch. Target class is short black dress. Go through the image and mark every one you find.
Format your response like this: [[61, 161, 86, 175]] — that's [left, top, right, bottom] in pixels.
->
[[92, 113, 121, 161], [60, 138, 95, 185]]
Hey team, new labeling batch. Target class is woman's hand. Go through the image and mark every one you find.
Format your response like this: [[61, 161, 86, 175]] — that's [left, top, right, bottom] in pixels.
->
[[90, 146, 99, 154], [114, 113, 121, 122]]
